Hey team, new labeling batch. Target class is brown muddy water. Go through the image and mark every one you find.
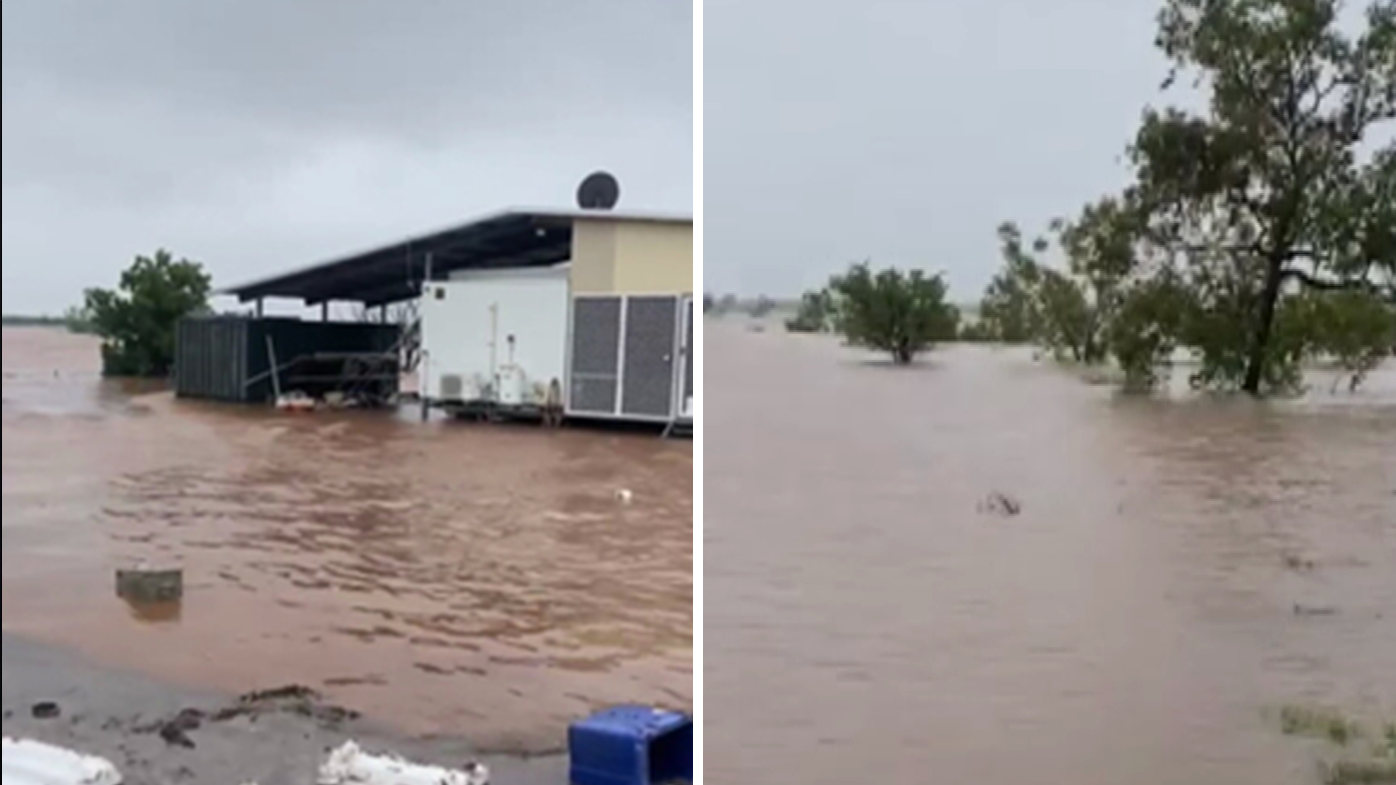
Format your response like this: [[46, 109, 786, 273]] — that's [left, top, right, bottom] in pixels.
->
[[706, 318, 1395, 785], [1, 327, 692, 752]]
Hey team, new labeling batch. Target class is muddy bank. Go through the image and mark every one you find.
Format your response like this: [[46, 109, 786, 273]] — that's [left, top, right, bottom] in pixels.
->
[[2, 634, 566, 785]]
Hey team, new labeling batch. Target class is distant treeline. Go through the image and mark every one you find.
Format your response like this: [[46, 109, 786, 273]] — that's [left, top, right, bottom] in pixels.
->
[[2, 308, 96, 334]]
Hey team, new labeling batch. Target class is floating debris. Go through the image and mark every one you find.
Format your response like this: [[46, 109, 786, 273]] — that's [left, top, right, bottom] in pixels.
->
[[275, 391, 317, 412], [316, 741, 489, 785], [1283, 554, 1317, 572], [615, 488, 634, 505], [212, 685, 359, 726], [115, 567, 183, 604], [1, 737, 122, 785], [1293, 603, 1340, 617], [150, 708, 204, 749], [978, 492, 1022, 517], [30, 702, 61, 720], [132, 685, 358, 750]]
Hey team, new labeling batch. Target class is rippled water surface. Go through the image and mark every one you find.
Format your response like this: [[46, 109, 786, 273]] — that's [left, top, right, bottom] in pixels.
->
[[2, 327, 692, 751], [706, 319, 1395, 785]]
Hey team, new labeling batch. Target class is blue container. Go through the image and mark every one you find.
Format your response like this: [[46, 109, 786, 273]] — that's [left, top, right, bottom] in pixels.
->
[[569, 705, 693, 785]]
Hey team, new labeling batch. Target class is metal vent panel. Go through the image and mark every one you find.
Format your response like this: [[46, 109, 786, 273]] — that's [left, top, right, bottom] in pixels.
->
[[569, 297, 623, 414], [621, 296, 679, 418]]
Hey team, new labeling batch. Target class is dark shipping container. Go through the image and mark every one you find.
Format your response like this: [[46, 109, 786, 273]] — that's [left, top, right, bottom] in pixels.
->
[[175, 316, 402, 404]]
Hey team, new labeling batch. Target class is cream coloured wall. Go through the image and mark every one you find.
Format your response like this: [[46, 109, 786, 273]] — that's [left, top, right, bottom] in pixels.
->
[[611, 220, 693, 295], [568, 218, 692, 295], [568, 219, 619, 294]]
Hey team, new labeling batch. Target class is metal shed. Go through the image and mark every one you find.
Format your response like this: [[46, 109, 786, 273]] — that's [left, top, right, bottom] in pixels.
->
[[215, 206, 692, 429], [174, 317, 401, 404]]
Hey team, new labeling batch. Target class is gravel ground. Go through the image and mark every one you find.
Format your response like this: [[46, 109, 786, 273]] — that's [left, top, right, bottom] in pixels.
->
[[2, 634, 567, 785]]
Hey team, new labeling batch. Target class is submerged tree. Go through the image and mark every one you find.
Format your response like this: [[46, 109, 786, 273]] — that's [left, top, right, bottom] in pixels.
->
[[785, 288, 839, 333], [979, 224, 1048, 344], [980, 205, 1141, 368], [1132, 0, 1396, 394], [84, 250, 212, 378], [827, 261, 960, 364], [978, 0, 1395, 395], [1303, 288, 1396, 390], [749, 295, 778, 318]]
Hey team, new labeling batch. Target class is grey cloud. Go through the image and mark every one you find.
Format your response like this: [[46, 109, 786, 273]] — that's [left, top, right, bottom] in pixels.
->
[[705, 0, 1167, 301], [2, 0, 692, 313]]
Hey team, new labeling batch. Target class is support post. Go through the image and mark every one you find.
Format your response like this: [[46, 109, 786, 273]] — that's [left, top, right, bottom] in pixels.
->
[[322, 302, 330, 322], [255, 298, 264, 319]]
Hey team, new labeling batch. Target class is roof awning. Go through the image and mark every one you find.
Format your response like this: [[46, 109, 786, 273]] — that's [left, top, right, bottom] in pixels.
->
[[221, 207, 690, 307]]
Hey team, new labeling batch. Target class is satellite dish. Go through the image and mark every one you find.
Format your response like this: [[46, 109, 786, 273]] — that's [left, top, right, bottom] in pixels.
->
[[576, 171, 620, 210]]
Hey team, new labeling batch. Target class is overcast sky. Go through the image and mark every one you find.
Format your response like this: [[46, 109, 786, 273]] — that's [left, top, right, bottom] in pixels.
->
[[2, 0, 692, 315], [705, 0, 1168, 301]]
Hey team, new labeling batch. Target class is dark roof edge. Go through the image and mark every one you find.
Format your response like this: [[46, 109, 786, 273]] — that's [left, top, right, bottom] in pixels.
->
[[218, 206, 692, 298]]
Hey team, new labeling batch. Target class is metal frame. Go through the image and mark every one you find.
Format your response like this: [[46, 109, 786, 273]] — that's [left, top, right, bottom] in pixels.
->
[[675, 295, 694, 422]]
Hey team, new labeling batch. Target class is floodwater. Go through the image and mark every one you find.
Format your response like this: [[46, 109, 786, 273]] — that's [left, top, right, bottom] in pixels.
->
[[2, 327, 692, 752], [706, 318, 1395, 785]]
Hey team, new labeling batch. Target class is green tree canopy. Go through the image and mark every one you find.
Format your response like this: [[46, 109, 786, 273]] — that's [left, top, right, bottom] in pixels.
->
[[827, 262, 959, 364], [84, 249, 212, 378], [785, 288, 839, 333], [1134, 0, 1396, 394], [980, 0, 1395, 395]]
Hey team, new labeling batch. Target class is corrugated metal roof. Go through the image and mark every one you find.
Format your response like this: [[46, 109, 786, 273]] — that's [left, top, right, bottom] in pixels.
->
[[221, 207, 691, 307]]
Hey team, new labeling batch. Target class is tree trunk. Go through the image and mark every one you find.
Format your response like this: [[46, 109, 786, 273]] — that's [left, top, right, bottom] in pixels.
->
[[1242, 257, 1286, 396]]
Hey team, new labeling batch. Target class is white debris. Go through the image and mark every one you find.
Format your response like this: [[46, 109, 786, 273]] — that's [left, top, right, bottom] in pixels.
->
[[615, 488, 634, 504], [1, 738, 122, 785], [316, 742, 489, 785]]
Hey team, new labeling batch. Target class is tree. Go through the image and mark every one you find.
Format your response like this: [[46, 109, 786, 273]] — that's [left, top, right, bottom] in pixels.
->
[[980, 211, 1131, 366], [703, 293, 715, 313], [1130, 0, 1395, 394], [979, 0, 1395, 395], [748, 295, 777, 318], [785, 288, 839, 333], [84, 250, 212, 378], [63, 305, 96, 335], [1303, 289, 1396, 390], [827, 261, 960, 364], [979, 223, 1048, 344]]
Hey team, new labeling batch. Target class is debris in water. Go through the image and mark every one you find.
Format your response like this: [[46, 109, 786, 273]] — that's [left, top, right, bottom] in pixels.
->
[[133, 686, 358, 745], [30, 702, 61, 720], [316, 741, 490, 785], [1292, 603, 1339, 617], [1, 737, 123, 785], [1283, 554, 1316, 572], [275, 391, 317, 412], [115, 567, 183, 604], [616, 489, 634, 504], [152, 709, 204, 749], [978, 492, 1022, 517], [211, 685, 359, 726]]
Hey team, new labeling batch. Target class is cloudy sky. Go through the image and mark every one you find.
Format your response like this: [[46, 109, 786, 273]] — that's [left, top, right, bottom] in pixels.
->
[[2, 0, 692, 315], [705, 0, 1169, 301]]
